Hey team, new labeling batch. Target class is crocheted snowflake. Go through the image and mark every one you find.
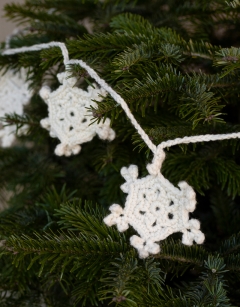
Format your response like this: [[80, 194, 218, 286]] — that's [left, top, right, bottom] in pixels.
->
[[0, 69, 31, 147], [104, 162, 205, 258], [40, 72, 115, 156]]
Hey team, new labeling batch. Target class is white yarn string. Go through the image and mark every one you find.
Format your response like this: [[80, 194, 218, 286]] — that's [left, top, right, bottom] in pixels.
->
[[158, 132, 240, 150], [2, 42, 240, 155], [68, 59, 157, 153], [3, 42, 69, 65], [152, 132, 240, 170]]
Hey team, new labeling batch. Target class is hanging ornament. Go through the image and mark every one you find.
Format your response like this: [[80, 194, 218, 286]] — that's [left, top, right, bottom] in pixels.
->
[[0, 68, 31, 147], [3, 42, 240, 258], [39, 71, 115, 156], [103, 150, 205, 258]]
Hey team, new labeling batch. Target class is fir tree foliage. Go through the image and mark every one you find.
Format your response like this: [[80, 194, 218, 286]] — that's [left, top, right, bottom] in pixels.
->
[[2, 0, 240, 306]]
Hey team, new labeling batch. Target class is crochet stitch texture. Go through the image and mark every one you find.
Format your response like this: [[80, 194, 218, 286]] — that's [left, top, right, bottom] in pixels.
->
[[0, 69, 31, 147], [40, 72, 115, 156], [104, 158, 205, 258]]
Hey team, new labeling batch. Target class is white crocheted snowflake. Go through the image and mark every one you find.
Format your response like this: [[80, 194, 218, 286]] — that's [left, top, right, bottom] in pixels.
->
[[40, 72, 115, 156], [104, 163, 205, 258], [0, 69, 31, 147]]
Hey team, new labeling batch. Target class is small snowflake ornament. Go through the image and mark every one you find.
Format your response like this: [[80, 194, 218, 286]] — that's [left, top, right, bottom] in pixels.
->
[[0, 68, 31, 147], [104, 150, 205, 258], [40, 72, 115, 156]]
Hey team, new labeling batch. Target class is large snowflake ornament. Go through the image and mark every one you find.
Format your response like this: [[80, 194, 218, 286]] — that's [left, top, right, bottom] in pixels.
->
[[40, 72, 115, 156], [104, 151, 205, 258], [0, 68, 31, 147]]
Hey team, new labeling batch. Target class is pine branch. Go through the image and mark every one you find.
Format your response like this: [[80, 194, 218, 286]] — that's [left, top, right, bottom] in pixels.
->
[[224, 254, 240, 271], [214, 47, 240, 77], [55, 200, 127, 240], [210, 189, 240, 236], [154, 238, 207, 267], [161, 144, 240, 196], [5, 230, 128, 277], [226, 0, 240, 8], [219, 232, 240, 255], [4, 3, 81, 26]]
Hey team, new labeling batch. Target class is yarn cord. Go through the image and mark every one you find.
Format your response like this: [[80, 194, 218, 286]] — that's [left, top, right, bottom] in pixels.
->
[[3, 42, 69, 65], [3, 42, 240, 154]]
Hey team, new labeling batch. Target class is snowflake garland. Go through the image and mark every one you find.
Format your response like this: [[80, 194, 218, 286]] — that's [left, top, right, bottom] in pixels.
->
[[0, 68, 31, 147], [104, 151, 205, 258], [40, 72, 115, 156], [8, 42, 240, 259]]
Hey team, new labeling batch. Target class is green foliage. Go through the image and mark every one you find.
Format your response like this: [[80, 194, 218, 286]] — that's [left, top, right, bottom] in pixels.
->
[[2, 0, 240, 306], [215, 47, 240, 77], [226, 0, 240, 8]]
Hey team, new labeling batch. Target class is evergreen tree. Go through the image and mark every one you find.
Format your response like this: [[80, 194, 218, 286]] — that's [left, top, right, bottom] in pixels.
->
[[2, 0, 240, 306]]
